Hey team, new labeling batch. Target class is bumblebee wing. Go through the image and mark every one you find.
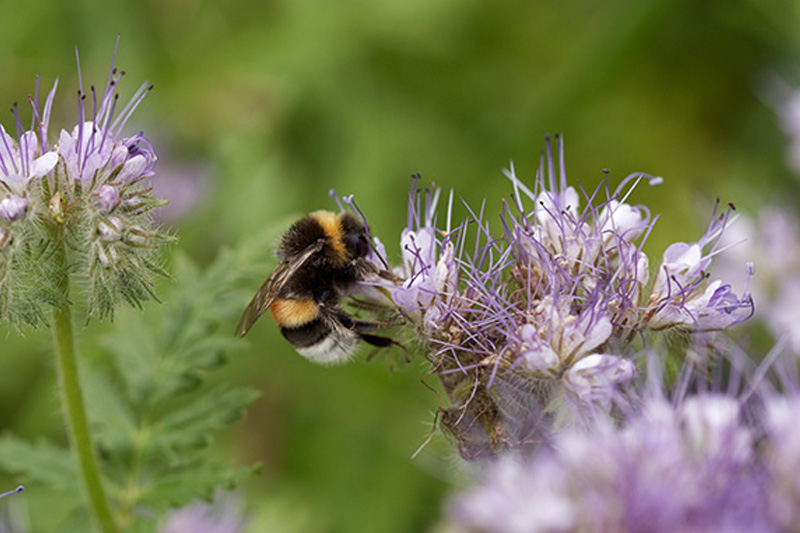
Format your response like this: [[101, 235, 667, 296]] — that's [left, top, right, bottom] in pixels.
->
[[235, 240, 324, 337]]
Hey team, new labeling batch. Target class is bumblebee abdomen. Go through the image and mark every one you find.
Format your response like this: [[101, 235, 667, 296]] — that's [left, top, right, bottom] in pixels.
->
[[281, 319, 359, 365], [270, 296, 358, 364], [280, 319, 329, 347], [295, 328, 359, 365], [269, 297, 319, 328]]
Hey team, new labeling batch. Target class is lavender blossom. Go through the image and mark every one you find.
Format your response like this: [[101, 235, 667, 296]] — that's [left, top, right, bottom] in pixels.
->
[[768, 76, 800, 175], [379, 136, 752, 458]]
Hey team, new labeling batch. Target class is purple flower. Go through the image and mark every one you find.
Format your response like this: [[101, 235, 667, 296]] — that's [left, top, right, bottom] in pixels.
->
[[376, 136, 754, 458], [449, 456, 575, 533], [57, 43, 154, 191], [767, 76, 800, 175], [0, 38, 172, 324], [160, 495, 245, 533], [562, 353, 635, 405], [55, 39, 171, 295], [762, 395, 800, 529], [713, 207, 800, 353], [447, 393, 773, 533], [0, 80, 59, 221], [391, 179, 458, 332], [646, 204, 753, 331]]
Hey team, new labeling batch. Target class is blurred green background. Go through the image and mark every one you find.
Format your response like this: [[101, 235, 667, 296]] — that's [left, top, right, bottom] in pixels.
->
[[0, 0, 798, 531]]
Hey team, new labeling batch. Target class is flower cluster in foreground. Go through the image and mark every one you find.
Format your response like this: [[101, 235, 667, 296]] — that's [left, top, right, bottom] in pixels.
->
[[447, 385, 800, 533], [0, 39, 169, 324], [369, 136, 753, 459]]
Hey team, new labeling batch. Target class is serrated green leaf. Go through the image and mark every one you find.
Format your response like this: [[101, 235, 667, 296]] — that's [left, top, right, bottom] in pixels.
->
[[82, 365, 138, 461], [100, 313, 161, 409], [136, 462, 260, 512], [147, 387, 260, 457], [0, 434, 78, 490], [83, 232, 271, 521]]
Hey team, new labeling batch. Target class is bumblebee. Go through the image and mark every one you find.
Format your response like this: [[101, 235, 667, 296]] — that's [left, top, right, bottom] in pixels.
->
[[235, 210, 396, 364]]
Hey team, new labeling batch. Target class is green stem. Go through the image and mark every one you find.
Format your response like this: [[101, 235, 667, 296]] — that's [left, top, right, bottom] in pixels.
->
[[52, 240, 118, 533]]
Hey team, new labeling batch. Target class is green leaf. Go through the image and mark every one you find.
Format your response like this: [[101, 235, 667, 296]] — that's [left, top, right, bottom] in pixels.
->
[[0, 434, 78, 490], [136, 462, 260, 512], [83, 234, 272, 520], [147, 387, 260, 457], [82, 365, 138, 460]]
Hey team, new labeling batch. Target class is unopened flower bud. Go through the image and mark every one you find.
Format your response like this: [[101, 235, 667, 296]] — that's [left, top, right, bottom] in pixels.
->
[[94, 185, 120, 213], [126, 225, 150, 246], [0, 195, 29, 222], [97, 217, 123, 242]]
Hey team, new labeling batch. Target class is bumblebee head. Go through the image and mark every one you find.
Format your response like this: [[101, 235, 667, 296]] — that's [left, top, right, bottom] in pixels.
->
[[301, 210, 370, 266], [338, 212, 370, 259]]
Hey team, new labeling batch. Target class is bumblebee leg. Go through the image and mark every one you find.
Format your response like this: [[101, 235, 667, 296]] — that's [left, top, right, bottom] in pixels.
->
[[359, 332, 409, 362], [352, 319, 381, 332], [377, 269, 403, 282]]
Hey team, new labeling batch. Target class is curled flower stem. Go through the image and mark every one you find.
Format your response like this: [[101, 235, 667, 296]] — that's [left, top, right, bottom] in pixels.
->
[[51, 236, 118, 533]]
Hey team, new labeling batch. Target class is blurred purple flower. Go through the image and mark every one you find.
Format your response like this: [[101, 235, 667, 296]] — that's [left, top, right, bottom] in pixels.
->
[[768, 76, 800, 174], [448, 393, 778, 533], [762, 395, 800, 530], [160, 495, 245, 533], [714, 207, 800, 353], [149, 159, 211, 222]]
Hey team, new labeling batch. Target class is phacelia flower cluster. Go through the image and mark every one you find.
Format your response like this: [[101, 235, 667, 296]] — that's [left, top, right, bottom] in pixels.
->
[[0, 39, 169, 325], [379, 136, 753, 458]]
